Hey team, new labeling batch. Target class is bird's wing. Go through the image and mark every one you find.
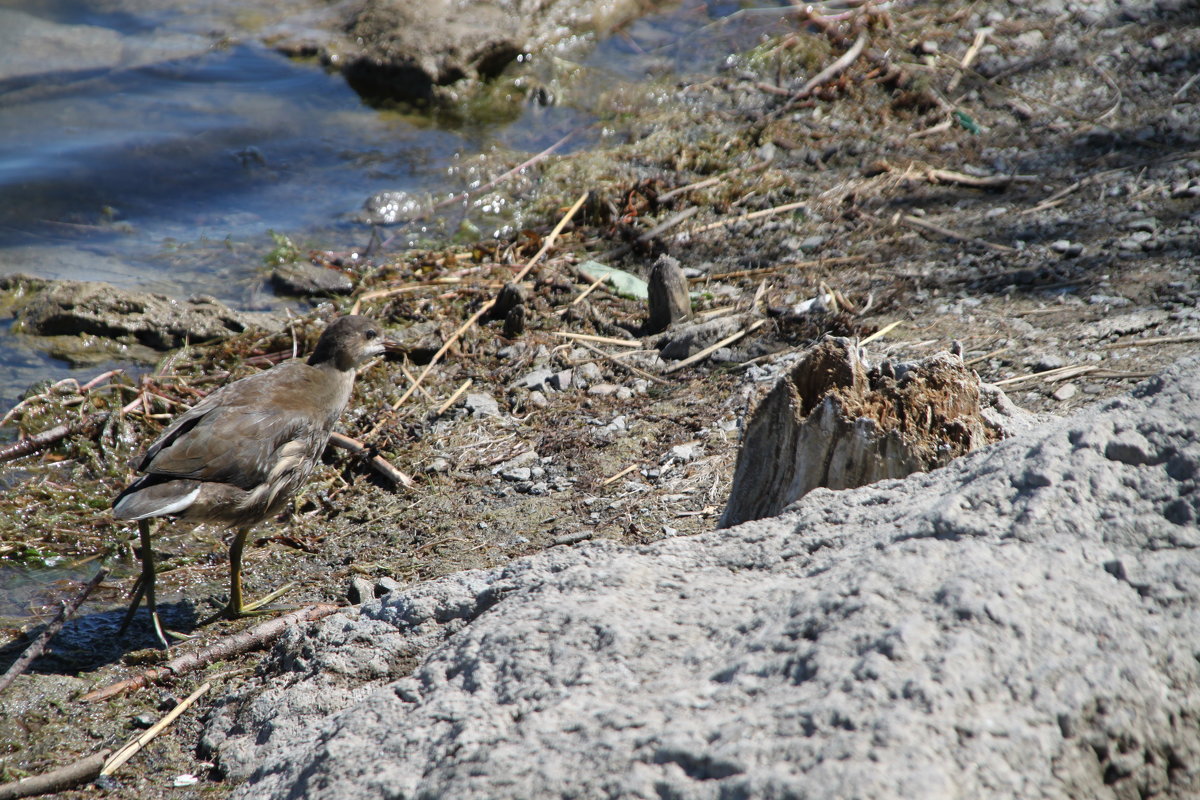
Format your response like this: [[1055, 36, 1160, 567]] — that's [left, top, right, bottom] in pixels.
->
[[136, 364, 332, 489]]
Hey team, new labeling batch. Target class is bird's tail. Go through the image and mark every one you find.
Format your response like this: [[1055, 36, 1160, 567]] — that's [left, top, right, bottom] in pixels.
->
[[113, 476, 202, 520]]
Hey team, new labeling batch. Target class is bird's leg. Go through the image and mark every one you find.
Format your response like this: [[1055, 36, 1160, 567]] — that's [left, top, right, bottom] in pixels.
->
[[117, 519, 170, 649], [199, 526, 294, 624]]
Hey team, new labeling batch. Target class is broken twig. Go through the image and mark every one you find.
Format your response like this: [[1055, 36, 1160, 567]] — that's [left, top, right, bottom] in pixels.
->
[[0, 752, 111, 800], [328, 432, 414, 488], [100, 682, 212, 776], [80, 603, 340, 702], [662, 319, 768, 374], [0, 413, 109, 464]]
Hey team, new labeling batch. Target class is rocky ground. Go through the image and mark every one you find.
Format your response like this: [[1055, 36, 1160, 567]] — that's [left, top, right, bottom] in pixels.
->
[[0, 0, 1198, 797]]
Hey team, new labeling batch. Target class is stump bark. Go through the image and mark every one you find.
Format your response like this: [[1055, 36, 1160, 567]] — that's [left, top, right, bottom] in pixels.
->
[[646, 254, 691, 333], [719, 336, 1024, 528]]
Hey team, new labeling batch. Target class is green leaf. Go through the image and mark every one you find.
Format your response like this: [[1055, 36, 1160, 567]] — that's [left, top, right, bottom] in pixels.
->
[[576, 260, 649, 301]]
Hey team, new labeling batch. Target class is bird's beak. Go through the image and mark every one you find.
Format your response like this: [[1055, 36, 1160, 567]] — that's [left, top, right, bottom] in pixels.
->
[[380, 338, 405, 359]]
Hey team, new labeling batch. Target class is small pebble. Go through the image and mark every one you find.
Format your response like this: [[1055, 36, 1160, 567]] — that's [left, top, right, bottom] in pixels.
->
[[501, 467, 533, 482], [548, 369, 573, 391], [1052, 383, 1077, 401], [347, 576, 374, 604], [669, 443, 700, 463], [1032, 354, 1065, 372], [464, 392, 500, 418], [1049, 239, 1082, 257]]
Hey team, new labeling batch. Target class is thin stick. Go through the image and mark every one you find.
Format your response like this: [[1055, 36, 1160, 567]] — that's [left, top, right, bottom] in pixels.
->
[[901, 214, 1015, 252], [684, 200, 807, 237], [569, 273, 608, 306], [328, 432, 414, 488], [576, 341, 671, 386], [690, 255, 865, 282], [399, 364, 437, 402], [925, 168, 1037, 188], [965, 345, 1011, 365], [0, 569, 109, 696], [350, 280, 462, 314], [662, 319, 768, 374], [947, 27, 992, 92], [908, 118, 953, 139], [80, 604, 340, 702], [0, 413, 109, 464], [658, 176, 722, 202], [435, 379, 473, 416], [790, 30, 868, 102], [600, 464, 639, 486], [552, 332, 642, 348], [99, 682, 212, 776], [600, 206, 701, 261], [1103, 333, 1200, 349], [992, 364, 1098, 387], [859, 320, 902, 346], [377, 192, 589, 422], [0, 751, 111, 800]]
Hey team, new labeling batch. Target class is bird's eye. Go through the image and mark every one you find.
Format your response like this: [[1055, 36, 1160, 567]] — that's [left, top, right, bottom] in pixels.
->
[[365, 329, 378, 340]]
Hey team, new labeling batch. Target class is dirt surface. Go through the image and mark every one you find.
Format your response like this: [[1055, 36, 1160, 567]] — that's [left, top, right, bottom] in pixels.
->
[[1, 1, 1198, 797]]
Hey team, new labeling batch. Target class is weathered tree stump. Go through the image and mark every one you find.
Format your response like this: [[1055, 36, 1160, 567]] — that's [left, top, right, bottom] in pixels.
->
[[646, 254, 691, 333], [719, 336, 1027, 528]]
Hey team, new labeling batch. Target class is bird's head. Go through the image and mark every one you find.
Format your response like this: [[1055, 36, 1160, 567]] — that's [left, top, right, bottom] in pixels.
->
[[308, 315, 396, 372]]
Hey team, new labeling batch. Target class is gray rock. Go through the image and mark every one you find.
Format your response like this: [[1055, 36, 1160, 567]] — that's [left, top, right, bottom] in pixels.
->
[[346, 576, 376, 605], [1049, 239, 1083, 257], [500, 466, 532, 482], [572, 362, 603, 388], [512, 368, 554, 392], [1031, 353, 1065, 372], [2, 275, 277, 350], [548, 369, 573, 392], [270, 262, 354, 296], [339, 0, 648, 104], [667, 442, 700, 463], [207, 356, 1200, 800], [1051, 382, 1077, 401], [464, 392, 501, 418]]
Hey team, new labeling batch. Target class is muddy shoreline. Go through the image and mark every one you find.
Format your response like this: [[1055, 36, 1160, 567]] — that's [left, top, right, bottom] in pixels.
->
[[2, 1, 1199, 797]]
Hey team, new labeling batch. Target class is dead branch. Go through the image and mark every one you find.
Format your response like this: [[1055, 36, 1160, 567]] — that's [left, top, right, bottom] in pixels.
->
[[80, 603, 340, 702], [100, 682, 211, 776], [661, 319, 769, 374], [899, 213, 1015, 252], [0, 412, 109, 464], [0, 751, 110, 800], [328, 432, 414, 488]]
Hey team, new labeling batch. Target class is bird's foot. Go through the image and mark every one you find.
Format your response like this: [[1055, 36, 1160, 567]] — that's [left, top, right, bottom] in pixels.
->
[[118, 572, 179, 649], [198, 582, 297, 626]]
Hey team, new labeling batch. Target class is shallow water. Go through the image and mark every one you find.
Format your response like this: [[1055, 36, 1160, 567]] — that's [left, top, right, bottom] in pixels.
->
[[0, 0, 796, 623]]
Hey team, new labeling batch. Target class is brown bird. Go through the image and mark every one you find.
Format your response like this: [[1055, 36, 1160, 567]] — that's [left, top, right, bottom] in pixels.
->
[[113, 315, 393, 647]]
